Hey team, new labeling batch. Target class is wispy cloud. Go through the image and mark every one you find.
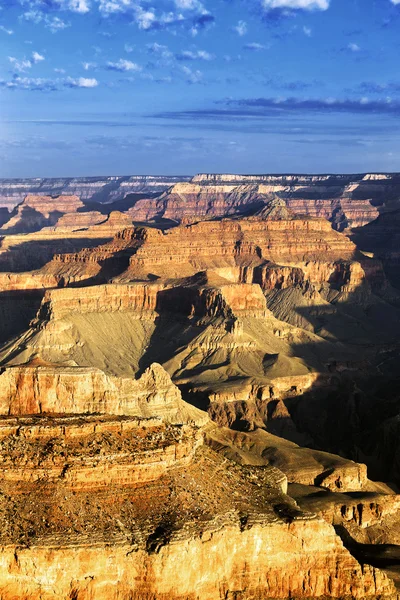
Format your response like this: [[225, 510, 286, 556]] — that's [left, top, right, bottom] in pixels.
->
[[261, 0, 329, 10], [8, 51, 45, 73], [105, 59, 141, 72], [347, 42, 361, 52], [357, 81, 400, 94], [66, 76, 98, 87], [176, 49, 214, 60], [234, 20, 247, 36], [32, 51, 45, 63], [147, 43, 173, 59], [243, 42, 266, 51], [256, 0, 329, 24], [8, 57, 32, 72], [181, 65, 203, 83], [150, 96, 400, 121], [20, 10, 70, 32], [82, 61, 97, 70], [0, 25, 13, 34], [0, 75, 98, 91]]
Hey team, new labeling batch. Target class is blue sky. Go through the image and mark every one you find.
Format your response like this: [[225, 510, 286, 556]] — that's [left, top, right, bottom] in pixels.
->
[[1, 0, 400, 176]]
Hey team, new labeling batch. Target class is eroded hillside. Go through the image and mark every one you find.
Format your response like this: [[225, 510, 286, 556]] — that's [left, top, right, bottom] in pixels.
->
[[0, 177, 400, 598]]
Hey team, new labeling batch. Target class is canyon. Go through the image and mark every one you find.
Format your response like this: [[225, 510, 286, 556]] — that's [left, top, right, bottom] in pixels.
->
[[0, 173, 400, 598]]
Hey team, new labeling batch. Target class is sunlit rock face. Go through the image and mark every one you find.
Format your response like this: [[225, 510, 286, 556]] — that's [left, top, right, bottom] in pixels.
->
[[0, 175, 191, 211], [127, 172, 400, 231], [2, 172, 400, 233], [0, 177, 400, 598]]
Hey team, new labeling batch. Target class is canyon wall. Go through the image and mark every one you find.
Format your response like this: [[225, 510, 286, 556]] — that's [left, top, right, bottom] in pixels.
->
[[2, 172, 400, 233], [0, 175, 191, 211], [127, 172, 400, 231]]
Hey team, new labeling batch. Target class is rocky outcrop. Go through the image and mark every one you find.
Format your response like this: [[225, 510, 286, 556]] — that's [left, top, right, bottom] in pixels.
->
[[51, 210, 107, 231], [37, 283, 163, 320], [0, 516, 394, 599], [0, 202, 399, 598], [0, 272, 59, 292], [127, 172, 400, 231], [0, 195, 84, 234], [3, 172, 400, 234], [0, 176, 190, 211], [0, 415, 203, 488], [0, 416, 395, 600], [0, 362, 207, 425], [119, 219, 357, 282], [128, 182, 287, 222]]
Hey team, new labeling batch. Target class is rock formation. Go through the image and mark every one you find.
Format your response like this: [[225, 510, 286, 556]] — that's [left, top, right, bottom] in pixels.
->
[[0, 175, 399, 598], [0, 194, 85, 234], [3, 171, 400, 235], [0, 175, 191, 211], [127, 172, 400, 231]]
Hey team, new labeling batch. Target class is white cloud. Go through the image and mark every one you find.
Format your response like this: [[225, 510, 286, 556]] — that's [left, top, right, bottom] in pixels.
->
[[174, 0, 204, 9], [147, 43, 173, 59], [391, 0, 400, 4], [178, 49, 214, 60], [243, 42, 266, 51], [0, 74, 99, 91], [182, 65, 202, 83], [106, 59, 142, 72], [124, 43, 134, 53], [303, 26, 312, 36], [8, 51, 45, 72], [234, 20, 247, 36], [54, 67, 66, 73], [261, 0, 329, 10], [68, 0, 91, 13], [135, 8, 157, 29], [1, 76, 52, 90], [21, 10, 70, 32], [8, 56, 32, 72], [0, 25, 13, 34], [82, 61, 97, 70], [67, 76, 98, 87], [348, 42, 360, 52], [32, 51, 45, 63]]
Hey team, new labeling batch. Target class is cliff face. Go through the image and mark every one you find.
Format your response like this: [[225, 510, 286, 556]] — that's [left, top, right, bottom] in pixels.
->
[[127, 172, 400, 231], [0, 518, 394, 599], [0, 195, 85, 234], [351, 209, 400, 288], [0, 362, 207, 425], [1, 172, 400, 236], [0, 198, 400, 598], [0, 175, 191, 211], [120, 219, 357, 282], [0, 414, 395, 600]]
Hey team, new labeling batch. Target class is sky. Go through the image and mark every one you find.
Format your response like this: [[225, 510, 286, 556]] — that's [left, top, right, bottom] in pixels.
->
[[1, 0, 400, 177]]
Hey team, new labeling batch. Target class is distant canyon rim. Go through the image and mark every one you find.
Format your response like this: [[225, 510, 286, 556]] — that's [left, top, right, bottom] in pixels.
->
[[0, 172, 399, 598]]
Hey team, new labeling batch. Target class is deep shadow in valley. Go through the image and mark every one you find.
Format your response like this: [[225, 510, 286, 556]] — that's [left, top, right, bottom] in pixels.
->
[[0, 236, 112, 272], [0, 289, 45, 344]]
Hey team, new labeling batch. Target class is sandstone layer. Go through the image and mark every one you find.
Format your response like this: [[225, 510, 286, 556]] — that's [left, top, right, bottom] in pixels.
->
[[0, 416, 396, 600], [0, 188, 399, 598], [0, 175, 190, 211], [127, 172, 400, 231]]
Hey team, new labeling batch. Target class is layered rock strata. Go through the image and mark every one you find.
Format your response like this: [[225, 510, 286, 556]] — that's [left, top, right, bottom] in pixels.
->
[[0, 207, 399, 597], [0, 176, 190, 211], [127, 172, 400, 230], [0, 418, 395, 600], [0, 195, 84, 234]]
